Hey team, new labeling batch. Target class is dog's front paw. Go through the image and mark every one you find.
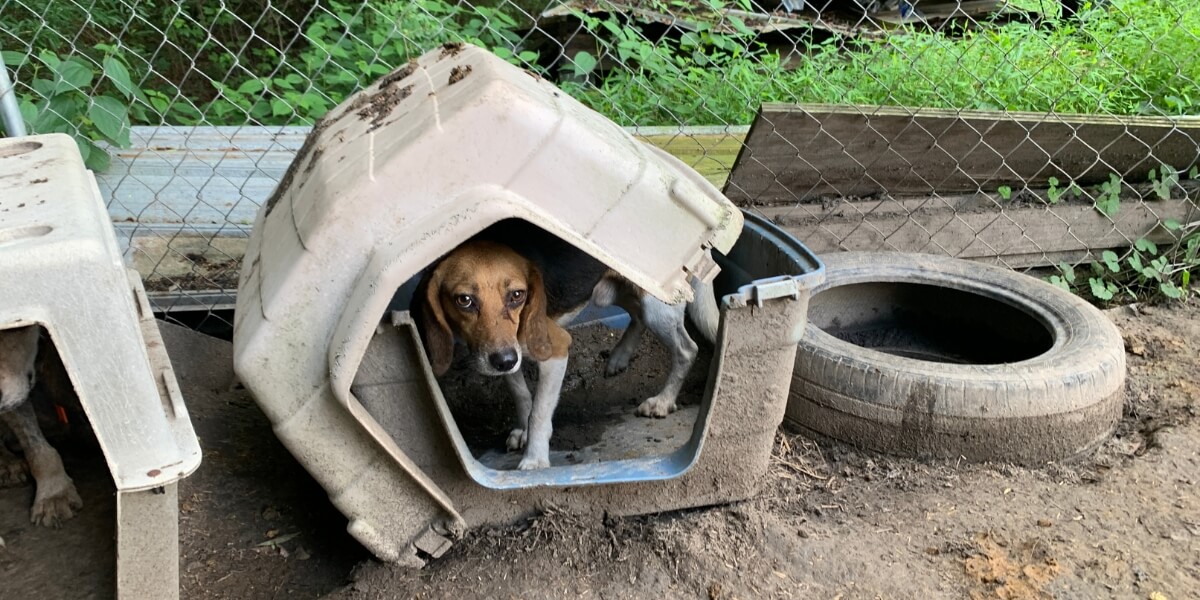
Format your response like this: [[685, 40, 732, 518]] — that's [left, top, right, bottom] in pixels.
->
[[517, 454, 550, 470], [506, 428, 528, 451], [0, 453, 28, 487], [32, 480, 83, 528], [635, 395, 677, 419]]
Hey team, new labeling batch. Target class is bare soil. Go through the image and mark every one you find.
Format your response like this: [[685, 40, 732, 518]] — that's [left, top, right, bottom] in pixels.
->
[[0, 301, 1196, 599], [143, 254, 241, 292]]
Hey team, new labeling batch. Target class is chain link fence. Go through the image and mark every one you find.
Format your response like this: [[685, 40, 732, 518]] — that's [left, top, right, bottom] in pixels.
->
[[2, 0, 1198, 334]]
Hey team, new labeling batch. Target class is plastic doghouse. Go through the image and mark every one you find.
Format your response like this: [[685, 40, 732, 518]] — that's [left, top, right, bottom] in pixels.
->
[[0, 134, 202, 599], [233, 44, 824, 566]]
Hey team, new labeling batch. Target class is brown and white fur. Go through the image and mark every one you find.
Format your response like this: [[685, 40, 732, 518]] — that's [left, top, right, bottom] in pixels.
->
[[0, 327, 83, 536], [415, 222, 719, 470]]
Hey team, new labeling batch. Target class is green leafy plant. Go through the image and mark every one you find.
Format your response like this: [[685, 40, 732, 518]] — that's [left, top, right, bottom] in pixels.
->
[[1055, 217, 1198, 303], [997, 185, 1013, 201], [1049, 261, 1075, 291], [199, 0, 539, 125], [1088, 276, 1117, 301], [1148, 164, 1180, 200], [2, 48, 135, 171], [1046, 177, 1063, 204], [1094, 173, 1123, 217]]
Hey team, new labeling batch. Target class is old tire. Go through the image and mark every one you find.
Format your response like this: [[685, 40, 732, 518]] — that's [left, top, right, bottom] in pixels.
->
[[787, 252, 1125, 464]]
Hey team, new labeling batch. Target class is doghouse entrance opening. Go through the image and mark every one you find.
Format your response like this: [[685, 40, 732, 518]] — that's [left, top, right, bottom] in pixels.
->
[[352, 218, 727, 487], [434, 310, 714, 471], [0, 326, 116, 598]]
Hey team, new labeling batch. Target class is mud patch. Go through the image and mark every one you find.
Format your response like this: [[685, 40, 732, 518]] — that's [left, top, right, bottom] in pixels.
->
[[357, 85, 413, 132], [962, 532, 1061, 600], [302, 146, 324, 175], [376, 60, 417, 89], [447, 65, 472, 85], [263, 115, 330, 217], [438, 42, 464, 59]]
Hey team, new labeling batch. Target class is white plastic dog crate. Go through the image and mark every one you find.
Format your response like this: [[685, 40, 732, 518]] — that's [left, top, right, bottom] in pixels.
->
[[0, 134, 202, 599], [233, 44, 823, 566]]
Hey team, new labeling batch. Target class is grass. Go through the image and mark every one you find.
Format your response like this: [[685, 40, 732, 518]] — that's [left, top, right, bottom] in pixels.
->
[[568, 0, 1200, 125]]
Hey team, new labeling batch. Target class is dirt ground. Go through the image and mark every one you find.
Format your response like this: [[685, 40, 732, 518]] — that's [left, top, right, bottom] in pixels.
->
[[1, 301, 1197, 599]]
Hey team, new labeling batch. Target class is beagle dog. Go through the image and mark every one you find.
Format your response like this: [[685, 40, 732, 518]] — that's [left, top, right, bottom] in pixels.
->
[[0, 327, 83, 536], [415, 221, 719, 470]]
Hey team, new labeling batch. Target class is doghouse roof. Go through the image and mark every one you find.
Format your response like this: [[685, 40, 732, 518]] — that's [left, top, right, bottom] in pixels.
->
[[245, 43, 741, 321], [238, 42, 744, 405]]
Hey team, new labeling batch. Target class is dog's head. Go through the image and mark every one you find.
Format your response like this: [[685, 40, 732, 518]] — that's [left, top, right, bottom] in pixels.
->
[[416, 240, 556, 377]]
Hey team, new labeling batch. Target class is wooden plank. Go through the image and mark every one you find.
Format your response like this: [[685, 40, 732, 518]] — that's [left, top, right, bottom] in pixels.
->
[[725, 104, 1200, 204], [757, 193, 1199, 268]]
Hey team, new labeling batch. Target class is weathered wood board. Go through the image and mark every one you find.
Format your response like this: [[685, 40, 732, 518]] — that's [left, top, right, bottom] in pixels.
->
[[759, 193, 1199, 268], [724, 104, 1200, 204]]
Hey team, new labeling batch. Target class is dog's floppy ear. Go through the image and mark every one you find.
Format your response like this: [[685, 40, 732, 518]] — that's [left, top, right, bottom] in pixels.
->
[[415, 265, 454, 376], [518, 264, 555, 362]]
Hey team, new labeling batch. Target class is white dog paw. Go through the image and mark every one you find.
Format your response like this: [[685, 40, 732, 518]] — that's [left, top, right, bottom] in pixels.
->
[[32, 480, 83, 528], [517, 457, 550, 470], [506, 428, 528, 451], [635, 395, 677, 419], [517, 453, 550, 470]]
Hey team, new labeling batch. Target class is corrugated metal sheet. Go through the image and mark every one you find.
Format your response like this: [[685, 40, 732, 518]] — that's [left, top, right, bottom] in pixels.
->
[[101, 126, 305, 230]]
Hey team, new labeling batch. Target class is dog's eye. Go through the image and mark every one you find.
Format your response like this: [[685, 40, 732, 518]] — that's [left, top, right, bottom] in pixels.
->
[[454, 295, 474, 309], [508, 290, 525, 304]]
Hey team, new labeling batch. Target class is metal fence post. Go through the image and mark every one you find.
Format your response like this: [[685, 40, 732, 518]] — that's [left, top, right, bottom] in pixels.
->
[[0, 49, 27, 137]]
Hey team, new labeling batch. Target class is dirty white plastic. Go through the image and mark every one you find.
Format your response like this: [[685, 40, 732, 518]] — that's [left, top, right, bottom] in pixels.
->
[[233, 44, 753, 565], [0, 133, 201, 599]]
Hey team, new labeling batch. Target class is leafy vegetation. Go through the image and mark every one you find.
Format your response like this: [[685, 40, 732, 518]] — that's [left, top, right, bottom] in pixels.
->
[[1048, 167, 1198, 303], [1, 48, 136, 170]]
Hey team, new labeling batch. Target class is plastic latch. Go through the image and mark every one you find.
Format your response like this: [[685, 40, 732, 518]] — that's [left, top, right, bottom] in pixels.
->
[[685, 248, 721, 284], [750, 277, 800, 308]]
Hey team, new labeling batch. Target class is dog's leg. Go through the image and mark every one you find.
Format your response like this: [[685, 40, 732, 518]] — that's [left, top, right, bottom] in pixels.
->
[[518, 357, 568, 470], [0, 439, 29, 486], [1, 402, 82, 527], [505, 370, 532, 451], [634, 296, 698, 419], [589, 277, 645, 377], [604, 315, 645, 377], [0, 330, 36, 487]]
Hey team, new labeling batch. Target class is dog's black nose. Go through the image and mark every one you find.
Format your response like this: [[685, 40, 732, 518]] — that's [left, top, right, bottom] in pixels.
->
[[488, 349, 519, 372]]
